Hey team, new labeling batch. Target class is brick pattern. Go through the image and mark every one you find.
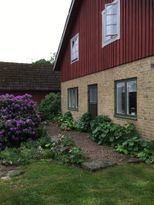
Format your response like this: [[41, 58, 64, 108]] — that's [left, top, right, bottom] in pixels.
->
[[61, 56, 154, 140]]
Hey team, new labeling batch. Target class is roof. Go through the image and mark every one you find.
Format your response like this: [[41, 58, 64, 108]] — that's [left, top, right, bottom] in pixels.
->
[[0, 62, 60, 91], [53, 0, 82, 71]]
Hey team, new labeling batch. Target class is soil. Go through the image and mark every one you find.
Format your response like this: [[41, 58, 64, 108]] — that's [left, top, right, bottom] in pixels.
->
[[47, 123, 131, 164]]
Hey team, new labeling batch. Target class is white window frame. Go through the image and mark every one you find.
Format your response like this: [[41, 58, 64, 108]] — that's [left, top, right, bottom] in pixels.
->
[[68, 87, 78, 110], [102, 0, 120, 47], [115, 78, 137, 119], [70, 33, 79, 63]]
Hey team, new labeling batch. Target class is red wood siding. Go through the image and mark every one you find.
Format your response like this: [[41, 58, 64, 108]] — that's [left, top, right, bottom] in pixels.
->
[[60, 0, 154, 82]]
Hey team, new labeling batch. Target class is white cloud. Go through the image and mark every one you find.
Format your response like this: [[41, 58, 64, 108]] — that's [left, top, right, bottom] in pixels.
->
[[0, 0, 72, 63]]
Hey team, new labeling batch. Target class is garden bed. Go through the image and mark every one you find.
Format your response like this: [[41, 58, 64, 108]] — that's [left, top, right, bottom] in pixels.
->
[[47, 123, 133, 164]]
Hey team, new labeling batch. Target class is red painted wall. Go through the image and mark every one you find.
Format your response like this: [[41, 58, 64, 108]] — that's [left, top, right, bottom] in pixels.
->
[[61, 0, 154, 82]]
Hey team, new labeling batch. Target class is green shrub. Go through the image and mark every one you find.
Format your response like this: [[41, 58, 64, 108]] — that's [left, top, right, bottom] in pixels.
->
[[38, 93, 61, 120], [137, 140, 154, 164], [90, 115, 153, 163], [91, 116, 138, 147], [115, 136, 148, 155], [0, 132, 85, 166], [91, 122, 112, 145], [59, 147, 85, 165], [0, 134, 53, 165], [109, 123, 140, 146], [69, 147, 85, 165], [90, 115, 112, 131], [148, 140, 154, 156], [77, 112, 93, 132], [60, 112, 77, 131], [45, 135, 85, 165], [61, 136, 75, 147], [63, 112, 73, 121]]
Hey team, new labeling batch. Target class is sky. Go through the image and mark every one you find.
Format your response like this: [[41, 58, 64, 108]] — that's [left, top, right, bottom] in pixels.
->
[[0, 0, 72, 63]]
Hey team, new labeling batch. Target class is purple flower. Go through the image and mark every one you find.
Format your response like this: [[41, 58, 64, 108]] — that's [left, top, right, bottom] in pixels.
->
[[0, 94, 41, 148]]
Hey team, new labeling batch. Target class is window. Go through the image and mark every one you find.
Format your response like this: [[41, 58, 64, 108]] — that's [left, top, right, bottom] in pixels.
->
[[70, 33, 79, 63], [102, 0, 120, 47], [115, 78, 137, 118], [68, 87, 78, 110]]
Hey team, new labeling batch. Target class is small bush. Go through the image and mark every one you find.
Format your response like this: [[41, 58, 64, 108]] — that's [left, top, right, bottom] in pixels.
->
[[60, 112, 77, 131], [49, 135, 85, 165], [115, 136, 148, 155], [0, 133, 54, 166], [62, 136, 75, 147], [38, 93, 61, 120], [62, 112, 74, 121], [0, 133, 85, 166], [90, 115, 112, 131], [136, 140, 154, 163], [68, 147, 85, 165], [90, 115, 153, 163], [0, 94, 41, 150], [77, 112, 93, 132], [91, 122, 112, 145], [59, 147, 85, 165]]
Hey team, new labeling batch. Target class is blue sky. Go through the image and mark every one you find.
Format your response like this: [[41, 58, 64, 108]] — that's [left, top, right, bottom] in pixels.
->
[[0, 0, 72, 63]]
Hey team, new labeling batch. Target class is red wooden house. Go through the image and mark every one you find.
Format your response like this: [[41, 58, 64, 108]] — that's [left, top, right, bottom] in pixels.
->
[[54, 0, 154, 140]]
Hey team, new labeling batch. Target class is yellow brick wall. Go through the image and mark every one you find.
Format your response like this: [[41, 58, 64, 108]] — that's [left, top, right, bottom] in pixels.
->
[[61, 56, 154, 140]]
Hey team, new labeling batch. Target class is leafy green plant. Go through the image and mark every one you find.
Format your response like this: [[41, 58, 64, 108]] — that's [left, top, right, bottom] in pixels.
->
[[90, 115, 112, 131], [68, 147, 85, 165], [38, 93, 61, 121], [60, 112, 77, 131], [91, 122, 112, 145], [77, 112, 93, 132], [0, 141, 53, 166], [89, 115, 153, 163], [148, 140, 154, 156], [137, 140, 154, 164], [0, 132, 85, 166], [46, 135, 85, 165], [56, 146, 85, 165], [61, 136, 75, 147]]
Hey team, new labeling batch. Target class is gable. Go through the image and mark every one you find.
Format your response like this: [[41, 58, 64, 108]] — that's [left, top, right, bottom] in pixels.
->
[[54, 0, 154, 81]]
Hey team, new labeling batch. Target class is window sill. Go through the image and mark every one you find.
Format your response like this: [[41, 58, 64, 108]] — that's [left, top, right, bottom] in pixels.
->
[[102, 35, 120, 48], [114, 114, 137, 121], [68, 107, 78, 112], [71, 58, 79, 64]]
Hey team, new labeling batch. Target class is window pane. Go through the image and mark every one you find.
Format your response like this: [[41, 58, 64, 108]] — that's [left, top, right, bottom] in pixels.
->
[[106, 15, 117, 25], [68, 88, 78, 109], [127, 80, 137, 116], [89, 86, 97, 104], [116, 82, 126, 114], [68, 89, 72, 108], [105, 4, 118, 36], [72, 89, 76, 108], [106, 24, 117, 36], [106, 4, 117, 15], [71, 34, 79, 62]]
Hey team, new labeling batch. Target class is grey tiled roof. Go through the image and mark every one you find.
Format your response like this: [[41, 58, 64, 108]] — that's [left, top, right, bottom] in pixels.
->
[[0, 62, 60, 91]]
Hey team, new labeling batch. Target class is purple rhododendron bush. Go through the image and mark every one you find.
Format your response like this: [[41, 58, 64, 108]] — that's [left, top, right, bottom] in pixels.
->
[[0, 94, 41, 150]]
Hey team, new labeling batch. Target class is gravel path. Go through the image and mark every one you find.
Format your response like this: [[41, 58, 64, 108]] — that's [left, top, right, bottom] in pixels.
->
[[47, 123, 131, 164]]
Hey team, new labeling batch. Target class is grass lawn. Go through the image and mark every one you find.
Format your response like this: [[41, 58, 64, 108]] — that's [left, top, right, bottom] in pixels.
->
[[0, 161, 153, 205]]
